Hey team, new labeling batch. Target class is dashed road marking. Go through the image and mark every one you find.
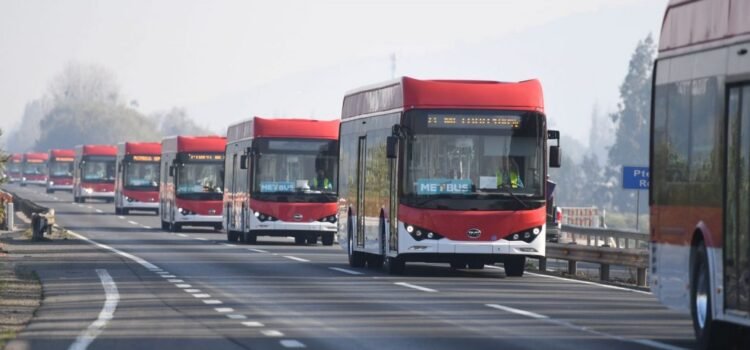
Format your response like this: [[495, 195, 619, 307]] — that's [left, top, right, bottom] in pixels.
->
[[185, 289, 201, 293], [221, 243, 237, 247], [161, 274, 177, 278], [203, 300, 222, 305], [394, 282, 437, 293], [249, 248, 268, 253], [142, 225, 152, 229], [261, 330, 284, 337], [280, 340, 306, 348], [177, 233, 187, 237], [196, 237, 208, 241], [486, 303, 547, 319], [167, 279, 184, 283], [329, 267, 363, 275], [95, 209, 103, 213], [127, 220, 139, 225], [284, 256, 310, 263], [175, 284, 191, 288], [242, 321, 264, 327], [227, 314, 247, 320], [215, 307, 234, 313], [156, 271, 170, 275], [117, 216, 126, 220], [193, 293, 211, 298]]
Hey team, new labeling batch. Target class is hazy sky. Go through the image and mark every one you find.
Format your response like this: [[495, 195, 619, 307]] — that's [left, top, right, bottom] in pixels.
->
[[0, 0, 667, 146]]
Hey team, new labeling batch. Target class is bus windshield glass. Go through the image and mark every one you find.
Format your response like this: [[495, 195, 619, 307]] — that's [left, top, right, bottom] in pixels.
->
[[82, 157, 116, 182], [49, 161, 73, 178], [252, 138, 338, 202], [176, 162, 223, 200], [402, 110, 544, 208], [7, 162, 21, 173], [23, 162, 47, 175], [124, 161, 159, 190]]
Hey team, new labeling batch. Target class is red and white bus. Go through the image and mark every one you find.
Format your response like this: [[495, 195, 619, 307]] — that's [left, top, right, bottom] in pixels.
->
[[650, 0, 750, 347], [339, 77, 561, 274], [21, 152, 49, 186], [73, 145, 117, 203], [46, 149, 75, 193], [224, 117, 339, 245], [115, 142, 161, 215], [160, 136, 226, 232], [6, 154, 23, 183]]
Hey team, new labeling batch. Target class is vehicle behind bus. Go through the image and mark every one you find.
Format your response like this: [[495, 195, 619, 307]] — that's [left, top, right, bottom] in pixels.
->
[[47, 149, 75, 193], [73, 145, 117, 203], [21, 152, 49, 187], [650, 1, 750, 348], [7, 154, 23, 183], [115, 142, 161, 215], [339, 77, 561, 275], [160, 135, 226, 232], [224, 117, 339, 245]]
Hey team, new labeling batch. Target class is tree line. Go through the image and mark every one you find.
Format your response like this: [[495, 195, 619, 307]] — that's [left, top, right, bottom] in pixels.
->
[[6, 62, 211, 153]]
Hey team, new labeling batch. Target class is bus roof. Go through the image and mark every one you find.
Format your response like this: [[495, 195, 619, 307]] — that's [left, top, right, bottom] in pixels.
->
[[118, 142, 161, 156], [659, 0, 750, 55], [161, 135, 226, 153], [342, 76, 544, 119], [49, 149, 75, 158], [76, 145, 117, 156], [227, 117, 339, 143], [23, 152, 49, 161], [10, 154, 22, 162]]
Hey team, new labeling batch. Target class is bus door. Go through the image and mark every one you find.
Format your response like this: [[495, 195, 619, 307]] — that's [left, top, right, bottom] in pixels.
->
[[356, 136, 366, 249], [725, 84, 750, 314]]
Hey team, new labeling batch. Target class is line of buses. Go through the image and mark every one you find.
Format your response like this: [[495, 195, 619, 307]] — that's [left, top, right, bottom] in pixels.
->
[[5, 77, 562, 277]]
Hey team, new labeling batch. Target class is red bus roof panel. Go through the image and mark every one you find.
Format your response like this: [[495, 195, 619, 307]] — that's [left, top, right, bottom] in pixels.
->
[[78, 145, 117, 156], [227, 117, 339, 142], [10, 154, 22, 162], [24, 152, 49, 161], [50, 149, 75, 158], [162, 135, 226, 153], [120, 142, 162, 156], [343, 76, 544, 119]]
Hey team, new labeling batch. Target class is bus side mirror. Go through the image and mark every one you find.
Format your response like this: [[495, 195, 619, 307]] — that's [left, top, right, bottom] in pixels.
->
[[240, 155, 248, 170], [386, 136, 398, 159], [169, 166, 175, 177], [549, 146, 562, 168]]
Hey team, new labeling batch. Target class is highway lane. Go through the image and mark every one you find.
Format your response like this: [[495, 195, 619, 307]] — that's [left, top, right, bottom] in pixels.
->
[[6, 183, 696, 350]]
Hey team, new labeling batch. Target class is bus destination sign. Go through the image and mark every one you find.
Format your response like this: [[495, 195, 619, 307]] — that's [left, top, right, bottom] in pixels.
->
[[131, 155, 161, 162], [54, 157, 74, 162], [186, 153, 224, 162], [427, 114, 521, 129]]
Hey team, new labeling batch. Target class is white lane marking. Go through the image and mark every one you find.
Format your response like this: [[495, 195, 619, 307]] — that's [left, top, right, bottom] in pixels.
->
[[227, 314, 247, 320], [95, 209, 103, 213], [221, 243, 237, 247], [486, 303, 547, 319], [242, 321, 264, 327], [127, 220, 139, 226], [261, 330, 284, 337], [484, 303, 687, 350], [156, 271, 170, 275], [193, 293, 211, 298], [160, 274, 177, 278], [195, 237, 208, 241], [167, 279, 184, 283], [142, 225, 152, 229], [215, 307, 234, 313], [175, 284, 191, 288], [86, 205, 93, 209], [394, 282, 437, 293], [329, 267, 363, 275], [203, 300, 222, 305], [248, 248, 268, 253], [177, 233, 187, 237], [280, 340, 307, 348], [68, 269, 119, 350], [284, 256, 310, 263], [66, 231, 159, 270], [52, 197, 58, 200], [185, 289, 201, 293]]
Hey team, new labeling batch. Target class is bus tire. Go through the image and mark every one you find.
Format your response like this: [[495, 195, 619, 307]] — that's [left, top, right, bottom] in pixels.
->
[[504, 256, 525, 277], [306, 235, 318, 245], [115, 207, 121, 215], [348, 229, 366, 268], [161, 221, 169, 230], [295, 236, 306, 245], [450, 262, 467, 270], [46, 189, 53, 194], [122, 208, 129, 215], [691, 243, 731, 350], [386, 256, 405, 275], [245, 233, 257, 244], [171, 223, 182, 232], [468, 261, 485, 270], [367, 255, 384, 269], [321, 233, 334, 246], [227, 231, 239, 242]]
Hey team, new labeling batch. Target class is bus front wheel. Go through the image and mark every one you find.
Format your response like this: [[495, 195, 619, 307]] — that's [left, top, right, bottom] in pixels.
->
[[691, 243, 730, 350], [504, 256, 525, 277], [386, 256, 405, 275], [321, 233, 334, 246]]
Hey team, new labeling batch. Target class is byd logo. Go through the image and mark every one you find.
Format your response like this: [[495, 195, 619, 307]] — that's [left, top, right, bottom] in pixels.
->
[[467, 228, 481, 239]]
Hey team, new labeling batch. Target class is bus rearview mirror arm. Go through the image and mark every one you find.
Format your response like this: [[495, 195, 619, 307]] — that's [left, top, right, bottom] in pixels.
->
[[386, 136, 398, 159]]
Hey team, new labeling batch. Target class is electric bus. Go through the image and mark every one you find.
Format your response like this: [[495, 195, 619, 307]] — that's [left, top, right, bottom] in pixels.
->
[[21, 152, 49, 186], [73, 145, 117, 203], [46, 149, 74, 193]]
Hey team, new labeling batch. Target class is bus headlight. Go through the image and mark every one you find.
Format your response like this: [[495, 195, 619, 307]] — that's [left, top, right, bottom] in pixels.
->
[[83, 187, 94, 194], [49, 181, 54, 186], [505, 226, 543, 243], [317, 215, 337, 223], [404, 223, 443, 241], [178, 207, 196, 215], [254, 211, 278, 222]]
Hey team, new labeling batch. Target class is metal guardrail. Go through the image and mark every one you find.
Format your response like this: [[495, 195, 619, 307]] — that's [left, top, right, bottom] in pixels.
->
[[539, 224, 649, 286]]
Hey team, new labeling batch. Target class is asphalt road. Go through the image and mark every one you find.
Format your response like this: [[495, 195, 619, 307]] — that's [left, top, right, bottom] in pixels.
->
[[4, 183, 696, 350]]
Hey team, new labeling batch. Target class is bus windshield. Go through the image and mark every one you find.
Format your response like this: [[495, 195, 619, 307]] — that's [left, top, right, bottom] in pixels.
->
[[124, 161, 159, 190], [402, 110, 544, 209], [24, 162, 47, 175], [82, 159, 116, 182], [252, 138, 338, 202], [7, 162, 21, 173], [176, 162, 223, 200], [49, 161, 73, 178]]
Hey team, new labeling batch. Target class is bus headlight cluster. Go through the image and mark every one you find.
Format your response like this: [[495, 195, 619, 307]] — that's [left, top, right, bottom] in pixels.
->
[[254, 211, 278, 222], [404, 223, 443, 241], [505, 226, 542, 243], [178, 207, 196, 216], [125, 196, 137, 202], [83, 187, 94, 194], [48, 181, 54, 186], [317, 215, 337, 223]]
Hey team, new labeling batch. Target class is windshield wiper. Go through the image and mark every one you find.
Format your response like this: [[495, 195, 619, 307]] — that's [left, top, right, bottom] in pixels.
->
[[498, 184, 530, 209]]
